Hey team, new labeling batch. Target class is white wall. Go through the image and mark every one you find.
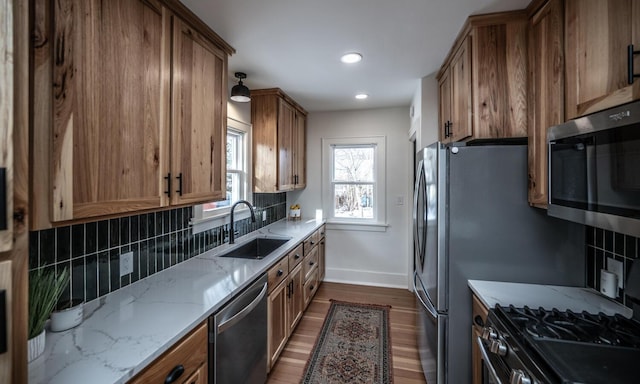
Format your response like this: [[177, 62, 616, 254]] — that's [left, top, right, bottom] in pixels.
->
[[228, 101, 251, 124], [420, 74, 439, 149], [289, 107, 412, 289]]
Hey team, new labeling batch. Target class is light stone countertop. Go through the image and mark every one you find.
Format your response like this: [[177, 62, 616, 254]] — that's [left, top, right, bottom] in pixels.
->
[[28, 218, 324, 384], [468, 280, 633, 318]]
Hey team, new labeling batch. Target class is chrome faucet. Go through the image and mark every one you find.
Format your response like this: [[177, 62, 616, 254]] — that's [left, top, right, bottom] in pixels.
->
[[229, 200, 256, 244]]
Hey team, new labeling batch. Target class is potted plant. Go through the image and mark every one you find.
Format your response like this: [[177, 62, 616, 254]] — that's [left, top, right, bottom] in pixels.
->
[[28, 267, 69, 362]]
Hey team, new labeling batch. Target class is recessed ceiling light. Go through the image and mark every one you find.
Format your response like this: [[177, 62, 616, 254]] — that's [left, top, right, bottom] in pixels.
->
[[341, 52, 363, 64], [355, 93, 368, 100]]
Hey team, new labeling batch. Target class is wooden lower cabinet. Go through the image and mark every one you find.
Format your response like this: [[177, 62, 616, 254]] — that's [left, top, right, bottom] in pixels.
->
[[471, 295, 489, 384], [267, 277, 288, 369], [129, 321, 207, 384], [267, 229, 326, 371]]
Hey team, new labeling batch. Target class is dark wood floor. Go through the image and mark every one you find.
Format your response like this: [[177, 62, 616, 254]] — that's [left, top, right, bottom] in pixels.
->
[[266, 282, 427, 384]]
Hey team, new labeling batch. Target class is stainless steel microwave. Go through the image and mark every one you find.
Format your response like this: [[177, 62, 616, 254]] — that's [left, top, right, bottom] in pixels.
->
[[548, 101, 640, 237]]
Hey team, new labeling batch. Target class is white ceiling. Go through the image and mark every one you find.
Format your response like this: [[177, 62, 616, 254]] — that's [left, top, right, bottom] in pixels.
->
[[181, 0, 530, 112]]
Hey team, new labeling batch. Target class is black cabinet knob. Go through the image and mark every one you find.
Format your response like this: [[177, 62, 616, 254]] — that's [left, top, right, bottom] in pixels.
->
[[277, 269, 284, 277], [165, 364, 185, 384]]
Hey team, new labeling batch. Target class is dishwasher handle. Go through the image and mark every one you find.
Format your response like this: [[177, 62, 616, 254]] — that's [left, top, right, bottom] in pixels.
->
[[217, 282, 268, 334]]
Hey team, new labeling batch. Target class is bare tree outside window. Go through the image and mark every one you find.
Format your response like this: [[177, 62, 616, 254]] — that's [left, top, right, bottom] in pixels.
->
[[332, 146, 375, 219]]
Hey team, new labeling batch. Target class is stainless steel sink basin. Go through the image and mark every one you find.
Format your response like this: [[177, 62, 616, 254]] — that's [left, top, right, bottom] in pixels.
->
[[220, 238, 289, 260]]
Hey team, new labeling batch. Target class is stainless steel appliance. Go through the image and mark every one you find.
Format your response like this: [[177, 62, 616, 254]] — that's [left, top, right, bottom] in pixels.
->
[[209, 274, 268, 384], [479, 305, 640, 383], [548, 100, 640, 237], [413, 142, 585, 384]]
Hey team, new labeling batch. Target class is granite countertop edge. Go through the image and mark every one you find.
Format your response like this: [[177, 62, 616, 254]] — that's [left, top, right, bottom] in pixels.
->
[[468, 279, 633, 318], [28, 218, 325, 384]]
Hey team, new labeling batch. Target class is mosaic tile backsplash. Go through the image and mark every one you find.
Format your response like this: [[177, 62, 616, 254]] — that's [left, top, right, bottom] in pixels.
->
[[29, 193, 287, 307], [585, 226, 639, 307]]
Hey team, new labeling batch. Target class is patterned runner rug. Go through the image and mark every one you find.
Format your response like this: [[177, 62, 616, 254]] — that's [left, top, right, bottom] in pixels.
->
[[301, 300, 393, 384]]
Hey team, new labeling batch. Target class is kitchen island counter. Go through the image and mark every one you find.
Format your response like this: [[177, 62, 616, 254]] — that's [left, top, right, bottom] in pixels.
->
[[468, 279, 632, 317], [28, 218, 324, 384]]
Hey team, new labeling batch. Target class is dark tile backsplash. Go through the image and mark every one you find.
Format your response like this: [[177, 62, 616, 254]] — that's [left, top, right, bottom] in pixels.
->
[[585, 226, 639, 306], [29, 193, 287, 307]]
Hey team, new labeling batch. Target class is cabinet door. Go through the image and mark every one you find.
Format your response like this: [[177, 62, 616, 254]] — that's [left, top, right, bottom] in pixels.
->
[[293, 111, 306, 189], [171, 18, 227, 205], [528, 0, 564, 208], [0, 0, 12, 251], [267, 279, 288, 369], [50, 0, 171, 221], [438, 69, 452, 142], [565, 0, 640, 118], [318, 237, 326, 282], [277, 100, 296, 191], [450, 37, 473, 142], [287, 263, 304, 333]]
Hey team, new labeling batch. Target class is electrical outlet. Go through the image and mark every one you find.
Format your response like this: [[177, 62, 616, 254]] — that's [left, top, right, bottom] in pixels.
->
[[607, 257, 624, 289], [262, 211, 267, 222], [120, 251, 134, 277]]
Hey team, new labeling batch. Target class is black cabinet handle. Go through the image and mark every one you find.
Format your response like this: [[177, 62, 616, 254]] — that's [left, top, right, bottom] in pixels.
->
[[474, 315, 484, 327], [277, 269, 284, 277], [0, 168, 6, 230], [176, 173, 183, 196], [165, 364, 185, 384], [629, 45, 640, 84], [309, 262, 315, 266], [294, 254, 300, 259], [164, 173, 171, 198], [309, 285, 314, 291]]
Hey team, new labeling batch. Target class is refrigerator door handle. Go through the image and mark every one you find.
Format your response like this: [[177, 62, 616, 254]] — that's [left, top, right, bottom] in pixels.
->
[[413, 272, 438, 318]]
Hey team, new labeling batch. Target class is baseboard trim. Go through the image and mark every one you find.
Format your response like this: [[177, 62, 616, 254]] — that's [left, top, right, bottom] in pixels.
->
[[324, 268, 409, 289]]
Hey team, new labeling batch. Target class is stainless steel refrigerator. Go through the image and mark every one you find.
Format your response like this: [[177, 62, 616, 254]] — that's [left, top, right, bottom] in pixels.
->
[[412, 142, 585, 384]]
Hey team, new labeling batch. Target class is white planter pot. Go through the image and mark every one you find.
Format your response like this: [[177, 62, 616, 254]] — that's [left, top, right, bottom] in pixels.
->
[[27, 330, 45, 363], [50, 300, 84, 332]]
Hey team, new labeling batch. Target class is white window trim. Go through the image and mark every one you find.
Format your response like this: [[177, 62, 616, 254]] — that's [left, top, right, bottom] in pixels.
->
[[192, 117, 252, 234], [322, 136, 387, 229]]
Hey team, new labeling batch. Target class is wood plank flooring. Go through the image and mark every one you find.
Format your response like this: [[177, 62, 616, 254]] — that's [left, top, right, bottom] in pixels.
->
[[267, 282, 427, 384]]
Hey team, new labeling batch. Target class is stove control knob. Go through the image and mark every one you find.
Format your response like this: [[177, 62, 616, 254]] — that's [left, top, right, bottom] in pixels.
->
[[490, 339, 508, 356], [510, 369, 532, 384], [481, 326, 498, 341]]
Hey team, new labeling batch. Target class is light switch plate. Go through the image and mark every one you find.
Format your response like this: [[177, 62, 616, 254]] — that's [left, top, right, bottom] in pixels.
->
[[262, 211, 267, 222], [120, 252, 134, 277], [607, 257, 624, 289]]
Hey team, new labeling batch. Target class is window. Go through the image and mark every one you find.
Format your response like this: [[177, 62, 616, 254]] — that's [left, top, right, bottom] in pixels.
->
[[193, 118, 251, 226], [322, 137, 386, 228]]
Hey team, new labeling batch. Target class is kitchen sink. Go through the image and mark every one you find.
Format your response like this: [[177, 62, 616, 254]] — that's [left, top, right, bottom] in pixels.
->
[[220, 238, 289, 260]]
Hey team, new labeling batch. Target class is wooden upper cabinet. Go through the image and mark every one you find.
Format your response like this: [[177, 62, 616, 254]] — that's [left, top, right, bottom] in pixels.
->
[[0, 0, 13, 253], [49, 0, 171, 222], [450, 37, 473, 142], [32, 0, 233, 229], [527, 0, 564, 208], [438, 68, 452, 142], [294, 112, 306, 189], [171, 18, 227, 205], [252, 88, 307, 193], [565, 0, 640, 119], [437, 11, 528, 142]]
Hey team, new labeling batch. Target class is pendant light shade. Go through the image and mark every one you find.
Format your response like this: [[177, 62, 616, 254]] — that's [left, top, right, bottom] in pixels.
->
[[230, 72, 251, 102]]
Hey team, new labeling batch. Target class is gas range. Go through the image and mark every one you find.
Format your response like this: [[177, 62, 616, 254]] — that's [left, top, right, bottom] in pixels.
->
[[479, 304, 640, 384]]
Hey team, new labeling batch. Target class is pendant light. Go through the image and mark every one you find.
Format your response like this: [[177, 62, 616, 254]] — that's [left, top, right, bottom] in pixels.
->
[[230, 72, 251, 102]]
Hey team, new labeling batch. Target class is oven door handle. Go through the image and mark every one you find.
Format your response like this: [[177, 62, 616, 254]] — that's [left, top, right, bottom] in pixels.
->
[[476, 336, 503, 384]]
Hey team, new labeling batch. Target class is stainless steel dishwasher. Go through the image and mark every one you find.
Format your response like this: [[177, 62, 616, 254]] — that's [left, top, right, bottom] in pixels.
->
[[209, 274, 268, 384]]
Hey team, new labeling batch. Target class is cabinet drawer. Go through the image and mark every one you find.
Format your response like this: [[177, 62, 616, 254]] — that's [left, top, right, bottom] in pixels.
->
[[268, 257, 289, 292], [288, 243, 304, 272], [303, 268, 319, 307], [129, 322, 207, 384], [318, 224, 326, 240], [303, 230, 320, 256], [472, 294, 488, 331], [303, 247, 318, 281]]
